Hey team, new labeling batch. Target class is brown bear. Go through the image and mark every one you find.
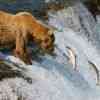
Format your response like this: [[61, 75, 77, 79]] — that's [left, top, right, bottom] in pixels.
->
[[0, 11, 55, 64]]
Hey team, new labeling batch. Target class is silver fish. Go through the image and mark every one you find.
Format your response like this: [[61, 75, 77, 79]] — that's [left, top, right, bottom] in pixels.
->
[[88, 61, 100, 85], [66, 46, 77, 71]]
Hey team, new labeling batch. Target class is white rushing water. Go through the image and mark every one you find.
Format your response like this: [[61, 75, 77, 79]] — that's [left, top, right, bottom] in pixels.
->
[[1, 2, 100, 100]]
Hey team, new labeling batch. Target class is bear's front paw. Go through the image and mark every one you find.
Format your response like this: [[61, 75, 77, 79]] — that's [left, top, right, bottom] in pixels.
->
[[13, 49, 32, 65]]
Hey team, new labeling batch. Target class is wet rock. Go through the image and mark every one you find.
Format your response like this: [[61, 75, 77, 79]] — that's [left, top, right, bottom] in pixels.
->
[[0, 60, 32, 84], [84, 0, 100, 19]]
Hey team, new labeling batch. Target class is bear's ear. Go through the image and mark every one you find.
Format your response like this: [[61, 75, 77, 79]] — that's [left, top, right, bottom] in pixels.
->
[[48, 29, 55, 42], [48, 30, 53, 35]]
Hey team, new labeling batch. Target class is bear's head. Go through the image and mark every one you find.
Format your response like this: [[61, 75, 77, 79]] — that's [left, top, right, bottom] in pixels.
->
[[32, 23, 55, 54]]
